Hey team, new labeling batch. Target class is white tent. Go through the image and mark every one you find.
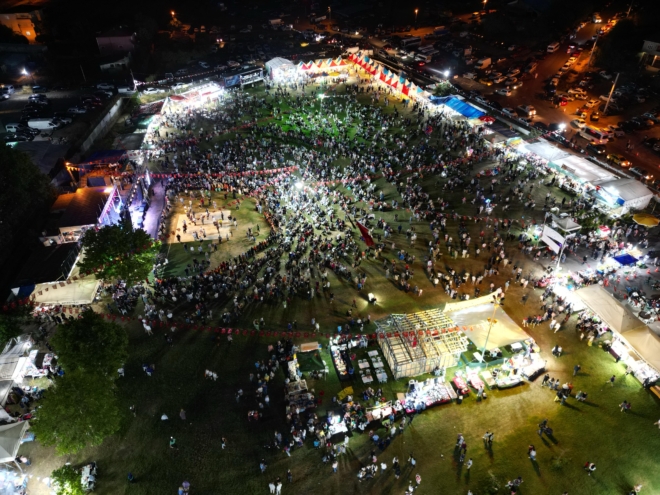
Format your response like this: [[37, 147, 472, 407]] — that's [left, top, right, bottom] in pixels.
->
[[31, 277, 101, 306], [0, 421, 29, 464], [619, 328, 660, 372], [593, 178, 653, 212], [448, 303, 530, 350], [551, 215, 581, 233], [520, 139, 615, 183], [265, 57, 296, 81], [576, 286, 646, 334]]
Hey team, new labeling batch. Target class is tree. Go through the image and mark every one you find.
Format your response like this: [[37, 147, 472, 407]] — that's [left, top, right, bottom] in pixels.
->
[[0, 145, 55, 261], [51, 465, 85, 495], [77, 220, 160, 284], [0, 304, 33, 349], [596, 19, 644, 73], [51, 310, 127, 376], [31, 370, 122, 455]]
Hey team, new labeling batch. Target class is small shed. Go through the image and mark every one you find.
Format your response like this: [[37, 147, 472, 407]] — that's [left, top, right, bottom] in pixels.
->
[[375, 309, 468, 380]]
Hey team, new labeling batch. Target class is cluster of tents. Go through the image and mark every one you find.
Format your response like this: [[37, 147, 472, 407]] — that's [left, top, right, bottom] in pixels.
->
[[347, 52, 427, 97], [297, 57, 349, 71]]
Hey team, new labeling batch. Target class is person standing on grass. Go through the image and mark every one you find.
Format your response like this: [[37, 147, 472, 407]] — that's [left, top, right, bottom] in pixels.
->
[[169, 437, 176, 449], [620, 400, 631, 412], [268, 481, 275, 494], [607, 375, 616, 386], [332, 460, 338, 473], [573, 364, 581, 376], [466, 458, 473, 471]]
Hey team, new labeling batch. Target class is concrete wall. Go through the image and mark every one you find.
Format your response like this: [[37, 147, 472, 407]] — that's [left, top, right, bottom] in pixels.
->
[[79, 97, 126, 154]]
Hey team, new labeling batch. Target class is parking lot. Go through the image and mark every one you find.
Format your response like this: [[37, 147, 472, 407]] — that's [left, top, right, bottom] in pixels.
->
[[0, 88, 119, 143]]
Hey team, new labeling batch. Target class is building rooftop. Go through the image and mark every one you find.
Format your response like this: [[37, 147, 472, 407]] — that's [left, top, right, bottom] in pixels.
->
[[14, 243, 80, 286], [50, 186, 113, 230]]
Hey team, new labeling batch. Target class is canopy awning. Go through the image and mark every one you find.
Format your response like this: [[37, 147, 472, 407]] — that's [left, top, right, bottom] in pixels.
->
[[576, 285, 646, 334], [431, 95, 485, 119], [618, 328, 660, 372], [613, 253, 638, 266], [447, 303, 530, 350], [0, 421, 29, 463], [551, 215, 581, 233]]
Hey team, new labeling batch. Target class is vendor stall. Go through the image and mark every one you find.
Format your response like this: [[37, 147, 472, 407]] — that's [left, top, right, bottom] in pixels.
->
[[330, 344, 355, 381], [285, 379, 316, 414], [401, 377, 457, 412]]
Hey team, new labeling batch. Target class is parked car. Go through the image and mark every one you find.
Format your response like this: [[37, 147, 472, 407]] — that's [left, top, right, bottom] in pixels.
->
[[495, 88, 512, 96], [493, 75, 506, 84], [67, 106, 87, 114], [31, 86, 48, 93], [171, 82, 188, 90], [142, 87, 165, 94], [586, 143, 606, 155], [53, 112, 73, 124], [97, 82, 115, 90], [502, 107, 517, 118], [571, 118, 586, 129], [607, 125, 625, 137], [585, 99, 599, 108], [478, 77, 493, 86], [607, 154, 631, 167]]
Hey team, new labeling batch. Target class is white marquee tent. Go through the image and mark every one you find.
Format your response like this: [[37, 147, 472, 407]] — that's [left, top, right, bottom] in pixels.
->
[[576, 286, 646, 334], [0, 421, 29, 468], [593, 178, 653, 212], [448, 303, 530, 350]]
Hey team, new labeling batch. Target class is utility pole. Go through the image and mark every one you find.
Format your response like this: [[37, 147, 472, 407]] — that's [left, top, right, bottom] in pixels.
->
[[587, 34, 599, 67], [80, 65, 86, 82], [603, 73, 620, 115], [480, 302, 499, 361], [328, 6, 331, 21], [627, 1, 633, 16]]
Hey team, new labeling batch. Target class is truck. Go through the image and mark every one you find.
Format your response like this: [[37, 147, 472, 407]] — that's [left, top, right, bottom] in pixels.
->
[[269, 19, 282, 26], [27, 118, 59, 130], [475, 57, 491, 70]]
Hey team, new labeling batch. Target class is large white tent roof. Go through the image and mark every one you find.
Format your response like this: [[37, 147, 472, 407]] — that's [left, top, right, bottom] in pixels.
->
[[619, 328, 660, 372], [521, 139, 615, 183], [576, 285, 646, 334], [265, 57, 295, 71], [0, 421, 29, 463], [551, 215, 581, 233], [593, 178, 653, 202], [448, 303, 530, 350]]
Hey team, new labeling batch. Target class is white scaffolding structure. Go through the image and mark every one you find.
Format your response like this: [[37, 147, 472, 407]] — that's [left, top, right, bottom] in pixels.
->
[[375, 309, 469, 379]]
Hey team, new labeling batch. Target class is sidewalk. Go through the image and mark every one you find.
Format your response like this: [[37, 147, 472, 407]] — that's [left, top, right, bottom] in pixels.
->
[[143, 181, 166, 239]]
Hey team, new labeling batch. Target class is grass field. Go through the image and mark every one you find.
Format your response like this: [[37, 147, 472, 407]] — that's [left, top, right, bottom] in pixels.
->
[[17, 81, 660, 495]]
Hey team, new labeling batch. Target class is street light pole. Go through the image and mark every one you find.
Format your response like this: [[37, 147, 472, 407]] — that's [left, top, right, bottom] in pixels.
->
[[603, 72, 620, 115], [481, 302, 499, 361], [587, 34, 599, 67], [415, 9, 418, 27]]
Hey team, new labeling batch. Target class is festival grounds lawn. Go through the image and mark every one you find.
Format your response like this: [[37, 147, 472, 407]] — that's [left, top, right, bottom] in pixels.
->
[[18, 84, 660, 494], [20, 184, 660, 494]]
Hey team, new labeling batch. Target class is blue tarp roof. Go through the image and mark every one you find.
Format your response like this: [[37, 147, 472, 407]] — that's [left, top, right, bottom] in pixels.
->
[[430, 96, 485, 119], [613, 254, 638, 266]]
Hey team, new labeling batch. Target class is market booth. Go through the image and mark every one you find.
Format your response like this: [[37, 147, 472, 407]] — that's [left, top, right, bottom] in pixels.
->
[[576, 285, 660, 384], [265, 57, 297, 81], [592, 178, 653, 214], [375, 309, 468, 380]]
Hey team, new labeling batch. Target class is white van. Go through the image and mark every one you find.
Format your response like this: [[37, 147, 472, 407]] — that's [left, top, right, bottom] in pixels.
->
[[27, 118, 59, 130], [547, 42, 560, 53], [0, 84, 15, 94], [117, 86, 137, 94]]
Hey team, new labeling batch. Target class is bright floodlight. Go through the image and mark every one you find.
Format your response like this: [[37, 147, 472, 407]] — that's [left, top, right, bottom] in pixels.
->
[[295, 181, 304, 190], [21, 68, 28, 76], [558, 123, 566, 129], [443, 70, 450, 77]]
